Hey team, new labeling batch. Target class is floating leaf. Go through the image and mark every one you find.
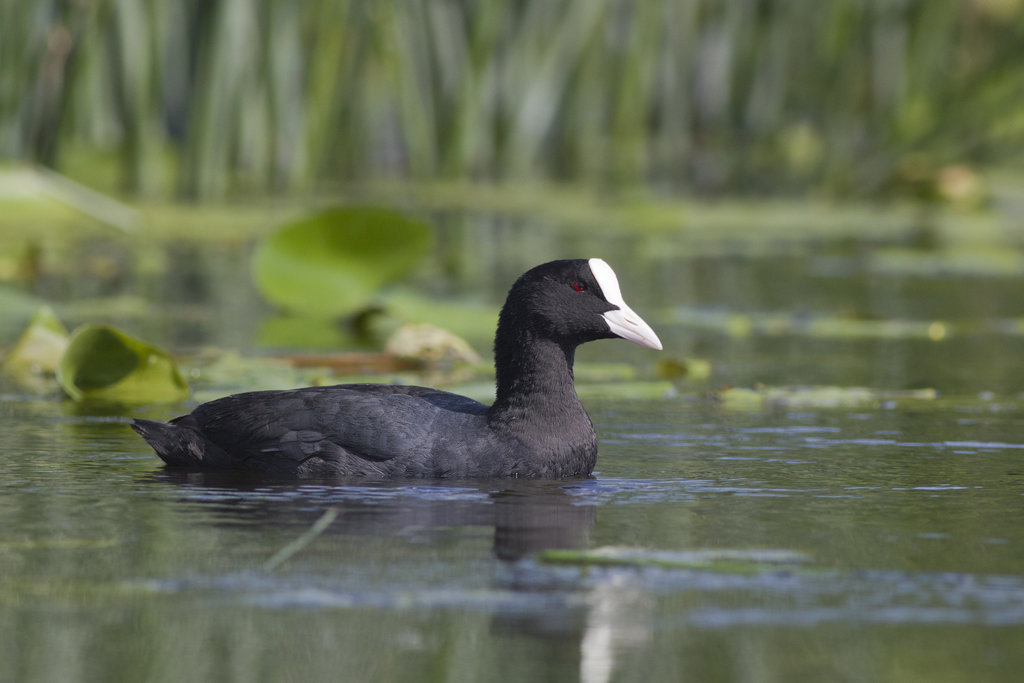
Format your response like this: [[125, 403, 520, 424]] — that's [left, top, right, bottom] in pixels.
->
[[717, 385, 938, 410], [252, 207, 433, 317], [183, 348, 304, 394], [3, 306, 69, 383], [384, 323, 480, 364], [385, 289, 498, 346], [654, 356, 712, 381], [57, 325, 189, 403], [538, 547, 811, 573], [672, 306, 953, 340]]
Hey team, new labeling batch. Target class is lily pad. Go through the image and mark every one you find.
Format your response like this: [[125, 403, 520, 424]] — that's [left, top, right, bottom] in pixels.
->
[[654, 356, 712, 381], [538, 547, 811, 573], [182, 348, 304, 394], [251, 207, 433, 317], [384, 323, 481, 364], [716, 385, 938, 410], [672, 306, 953, 340], [57, 325, 189, 403], [2, 306, 69, 382], [385, 289, 499, 346]]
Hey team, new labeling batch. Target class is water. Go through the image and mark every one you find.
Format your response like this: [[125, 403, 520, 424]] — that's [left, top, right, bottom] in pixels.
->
[[3, 217, 1024, 682]]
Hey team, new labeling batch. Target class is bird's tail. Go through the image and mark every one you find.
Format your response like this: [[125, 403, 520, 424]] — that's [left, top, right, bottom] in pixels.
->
[[131, 418, 210, 468]]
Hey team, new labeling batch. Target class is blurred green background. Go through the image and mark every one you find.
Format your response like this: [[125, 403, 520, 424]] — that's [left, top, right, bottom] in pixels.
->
[[6, 7, 1024, 683], [4, 0, 1023, 203]]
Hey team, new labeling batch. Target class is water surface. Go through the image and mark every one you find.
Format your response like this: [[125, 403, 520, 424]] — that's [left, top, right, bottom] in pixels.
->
[[2, 218, 1024, 682]]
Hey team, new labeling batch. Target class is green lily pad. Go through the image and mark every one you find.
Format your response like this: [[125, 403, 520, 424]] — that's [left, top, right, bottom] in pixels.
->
[[3, 306, 69, 382], [384, 323, 481, 364], [251, 206, 433, 317], [654, 356, 712, 381], [716, 385, 938, 410], [672, 306, 952, 340], [57, 325, 189, 403], [385, 289, 499, 346], [538, 547, 811, 573]]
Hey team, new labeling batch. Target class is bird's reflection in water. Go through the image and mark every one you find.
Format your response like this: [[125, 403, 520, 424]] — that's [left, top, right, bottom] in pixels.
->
[[149, 471, 642, 683], [149, 470, 594, 560]]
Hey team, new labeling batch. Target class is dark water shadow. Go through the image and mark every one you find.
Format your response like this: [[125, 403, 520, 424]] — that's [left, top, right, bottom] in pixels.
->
[[141, 469, 603, 675], [143, 469, 596, 562]]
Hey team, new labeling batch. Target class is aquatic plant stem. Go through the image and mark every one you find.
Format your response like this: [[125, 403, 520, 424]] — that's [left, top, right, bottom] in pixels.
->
[[262, 507, 341, 572]]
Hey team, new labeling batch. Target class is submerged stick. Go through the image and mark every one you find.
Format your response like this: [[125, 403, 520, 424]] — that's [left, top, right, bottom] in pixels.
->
[[262, 507, 341, 571]]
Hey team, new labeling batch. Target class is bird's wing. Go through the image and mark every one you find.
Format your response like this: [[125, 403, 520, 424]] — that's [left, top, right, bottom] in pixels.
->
[[189, 384, 486, 467]]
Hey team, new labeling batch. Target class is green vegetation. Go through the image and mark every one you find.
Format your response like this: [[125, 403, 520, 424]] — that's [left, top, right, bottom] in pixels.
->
[[715, 385, 938, 411], [252, 206, 433, 316], [2, 306, 67, 374], [3, 0, 1024, 200], [4, 0, 1024, 407], [57, 324, 188, 403], [5, 9, 1024, 681], [538, 547, 811, 573]]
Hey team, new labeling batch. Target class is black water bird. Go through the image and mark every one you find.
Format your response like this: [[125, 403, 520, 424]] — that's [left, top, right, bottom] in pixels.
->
[[132, 259, 662, 478]]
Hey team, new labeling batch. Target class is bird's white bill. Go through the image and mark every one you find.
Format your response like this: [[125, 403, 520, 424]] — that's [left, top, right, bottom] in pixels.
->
[[589, 258, 663, 350], [602, 305, 663, 350]]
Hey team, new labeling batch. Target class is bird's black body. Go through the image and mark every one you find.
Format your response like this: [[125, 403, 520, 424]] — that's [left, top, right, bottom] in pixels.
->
[[132, 259, 661, 478]]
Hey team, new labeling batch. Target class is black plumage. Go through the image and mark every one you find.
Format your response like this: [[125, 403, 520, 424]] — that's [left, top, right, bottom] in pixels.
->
[[132, 258, 661, 478]]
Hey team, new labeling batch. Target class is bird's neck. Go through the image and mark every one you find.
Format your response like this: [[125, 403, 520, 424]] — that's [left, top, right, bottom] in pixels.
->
[[489, 328, 584, 421]]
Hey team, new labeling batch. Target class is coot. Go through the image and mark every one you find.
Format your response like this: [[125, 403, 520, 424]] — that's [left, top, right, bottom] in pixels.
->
[[132, 258, 661, 478]]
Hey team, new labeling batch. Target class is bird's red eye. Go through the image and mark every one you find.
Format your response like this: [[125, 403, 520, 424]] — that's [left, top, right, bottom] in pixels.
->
[[572, 281, 586, 292]]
